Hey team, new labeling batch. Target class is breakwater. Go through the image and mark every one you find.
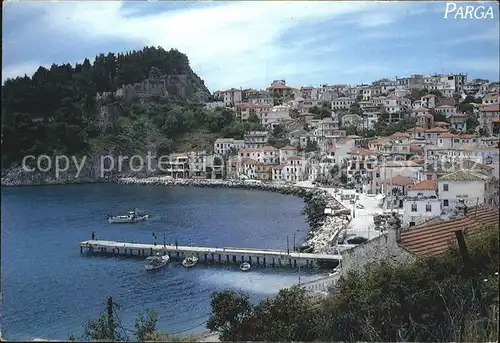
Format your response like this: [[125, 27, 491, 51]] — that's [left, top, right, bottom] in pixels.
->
[[118, 177, 350, 254]]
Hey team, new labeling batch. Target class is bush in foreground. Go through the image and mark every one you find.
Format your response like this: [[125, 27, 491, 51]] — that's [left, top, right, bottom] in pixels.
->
[[207, 227, 499, 342]]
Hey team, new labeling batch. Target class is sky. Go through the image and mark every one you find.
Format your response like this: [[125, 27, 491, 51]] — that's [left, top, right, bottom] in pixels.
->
[[2, 1, 499, 91]]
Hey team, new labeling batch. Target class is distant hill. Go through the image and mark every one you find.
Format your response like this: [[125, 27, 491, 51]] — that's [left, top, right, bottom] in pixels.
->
[[1, 46, 265, 184]]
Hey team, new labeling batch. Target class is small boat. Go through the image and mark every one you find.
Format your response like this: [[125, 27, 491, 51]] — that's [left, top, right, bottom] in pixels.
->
[[240, 262, 251, 272], [182, 255, 198, 268], [144, 253, 169, 271], [356, 203, 364, 209], [108, 210, 150, 224]]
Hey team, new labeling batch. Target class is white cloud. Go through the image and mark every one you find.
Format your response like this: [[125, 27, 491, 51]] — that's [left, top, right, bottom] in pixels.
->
[[3, 1, 424, 90]]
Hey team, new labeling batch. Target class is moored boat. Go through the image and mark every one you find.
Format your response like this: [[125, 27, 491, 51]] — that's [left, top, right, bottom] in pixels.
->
[[144, 253, 169, 271], [240, 262, 251, 272], [182, 255, 199, 268], [108, 210, 150, 224]]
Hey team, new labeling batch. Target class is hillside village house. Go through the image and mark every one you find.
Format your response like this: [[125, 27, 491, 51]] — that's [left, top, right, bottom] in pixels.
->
[[478, 104, 500, 135], [221, 88, 242, 106], [449, 113, 467, 132], [402, 179, 440, 227], [279, 146, 299, 164], [380, 174, 415, 209], [213, 138, 245, 155], [235, 103, 271, 121], [267, 80, 295, 101], [481, 92, 500, 105], [243, 131, 269, 149], [420, 94, 439, 108], [346, 148, 378, 193], [332, 97, 355, 110], [435, 105, 457, 118], [262, 105, 291, 128], [281, 156, 307, 182], [438, 169, 495, 211], [376, 160, 424, 193], [341, 113, 362, 128], [300, 86, 319, 100]]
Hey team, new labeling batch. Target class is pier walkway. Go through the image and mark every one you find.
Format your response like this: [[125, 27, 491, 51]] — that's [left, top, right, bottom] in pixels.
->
[[80, 240, 341, 268]]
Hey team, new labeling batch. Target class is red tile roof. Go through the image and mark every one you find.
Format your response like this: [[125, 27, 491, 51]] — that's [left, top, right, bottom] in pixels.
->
[[458, 134, 477, 139], [399, 205, 499, 256], [240, 148, 260, 153], [241, 158, 258, 165], [236, 102, 271, 109], [381, 174, 415, 187], [408, 179, 437, 191], [280, 146, 298, 151], [439, 132, 457, 138], [425, 127, 448, 133], [262, 146, 278, 151], [347, 148, 378, 156], [391, 132, 410, 139], [482, 104, 500, 112], [406, 127, 426, 133]]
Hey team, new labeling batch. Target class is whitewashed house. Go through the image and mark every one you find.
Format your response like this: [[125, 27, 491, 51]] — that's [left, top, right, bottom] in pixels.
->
[[402, 179, 441, 227], [282, 156, 307, 182], [438, 169, 493, 211]]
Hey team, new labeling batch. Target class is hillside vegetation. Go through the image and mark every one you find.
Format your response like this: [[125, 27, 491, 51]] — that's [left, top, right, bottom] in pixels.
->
[[207, 227, 499, 342], [1, 47, 262, 168]]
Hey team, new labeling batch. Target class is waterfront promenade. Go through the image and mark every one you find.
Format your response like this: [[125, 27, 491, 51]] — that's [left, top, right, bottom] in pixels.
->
[[80, 239, 342, 268]]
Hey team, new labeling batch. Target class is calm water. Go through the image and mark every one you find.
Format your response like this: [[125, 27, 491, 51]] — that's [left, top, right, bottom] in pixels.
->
[[1, 184, 320, 340]]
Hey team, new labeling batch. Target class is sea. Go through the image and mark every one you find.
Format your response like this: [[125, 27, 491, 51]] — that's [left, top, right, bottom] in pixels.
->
[[1, 184, 323, 341]]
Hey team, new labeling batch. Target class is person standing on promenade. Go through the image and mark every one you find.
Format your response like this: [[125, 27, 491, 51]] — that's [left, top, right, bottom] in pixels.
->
[[175, 240, 178, 250], [91, 231, 95, 240]]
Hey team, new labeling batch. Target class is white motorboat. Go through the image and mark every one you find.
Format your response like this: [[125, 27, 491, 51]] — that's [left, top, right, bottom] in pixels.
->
[[240, 262, 251, 272], [108, 210, 150, 224], [144, 253, 169, 271], [356, 203, 364, 209], [182, 255, 199, 268]]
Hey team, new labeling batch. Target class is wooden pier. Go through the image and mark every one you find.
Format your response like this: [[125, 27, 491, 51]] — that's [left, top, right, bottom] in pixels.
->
[[80, 240, 341, 268]]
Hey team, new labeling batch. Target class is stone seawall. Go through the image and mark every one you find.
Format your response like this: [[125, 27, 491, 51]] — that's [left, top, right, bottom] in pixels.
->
[[118, 177, 349, 254]]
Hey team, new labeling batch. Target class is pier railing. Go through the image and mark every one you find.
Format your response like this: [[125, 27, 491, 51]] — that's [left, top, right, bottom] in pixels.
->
[[300, 273, 340, 294]]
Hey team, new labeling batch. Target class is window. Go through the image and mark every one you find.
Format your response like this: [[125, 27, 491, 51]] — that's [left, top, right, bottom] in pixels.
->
[[443, 184, 449, 191], [427, 174, 433, 180], [443, 199, 449, 206], [411, 204, 417, 212], [425, 204, 432, 212], [409, 221, 416, 227], [417, 192, 424, 197]]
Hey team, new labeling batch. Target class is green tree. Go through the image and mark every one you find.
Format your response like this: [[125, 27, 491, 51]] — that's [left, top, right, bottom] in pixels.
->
[[82, 297, 124, 341], [205, 227, 499, 342], [305, 139, 319, 152], [345, 126, 359, 136], [206, 290, 253, 340]]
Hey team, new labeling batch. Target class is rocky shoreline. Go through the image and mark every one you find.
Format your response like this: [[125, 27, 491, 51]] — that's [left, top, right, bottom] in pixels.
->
[[118, 177, 349, 254]]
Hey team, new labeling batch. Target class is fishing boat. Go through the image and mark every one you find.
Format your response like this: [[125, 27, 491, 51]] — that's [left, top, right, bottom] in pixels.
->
[[181, 255, 199, 268], [108, 210, 150, 224], [144, 253, 169, 271], [240, 262, 251, 272]]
